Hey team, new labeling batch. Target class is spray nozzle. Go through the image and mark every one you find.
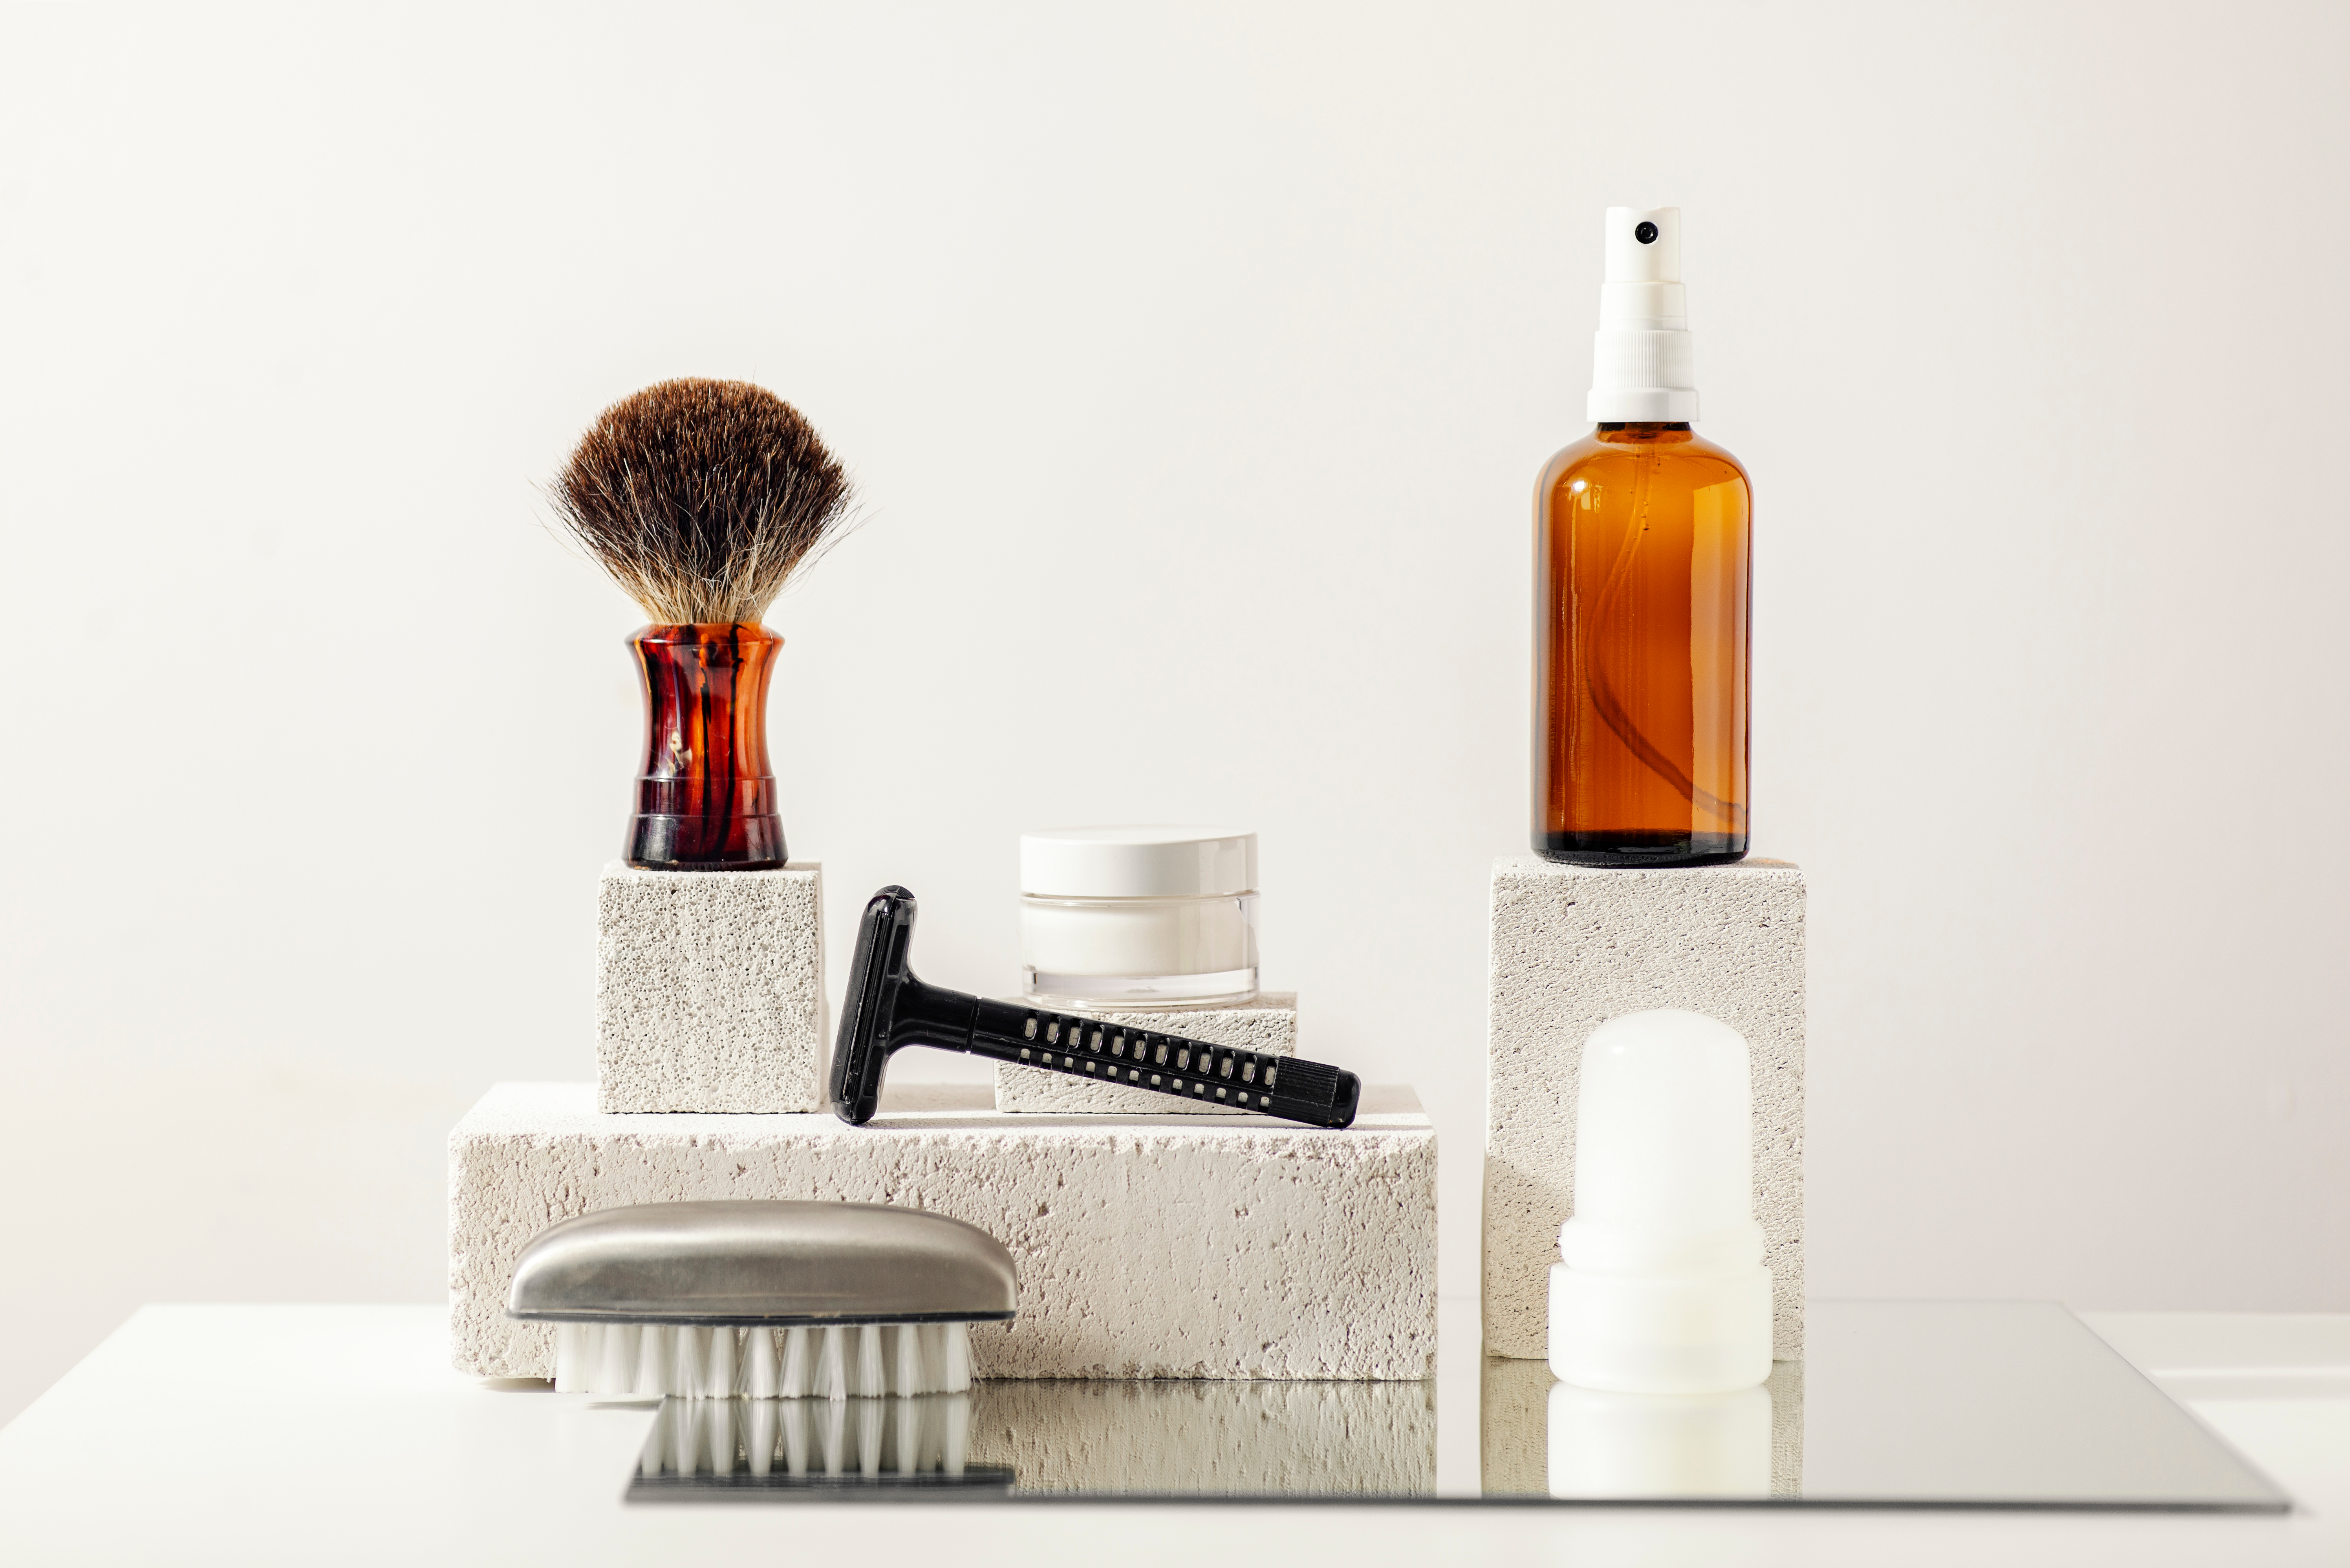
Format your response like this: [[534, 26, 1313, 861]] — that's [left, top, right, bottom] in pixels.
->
[[1589, 206, 1698, 421]]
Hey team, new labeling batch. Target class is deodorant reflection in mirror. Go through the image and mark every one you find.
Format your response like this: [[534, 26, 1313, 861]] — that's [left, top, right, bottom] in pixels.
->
[[1547, 1381, 1772, 1499]]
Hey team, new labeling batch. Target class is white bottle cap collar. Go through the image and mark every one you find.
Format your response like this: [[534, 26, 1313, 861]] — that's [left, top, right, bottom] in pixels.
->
[[1020, 826, 1258, 899]]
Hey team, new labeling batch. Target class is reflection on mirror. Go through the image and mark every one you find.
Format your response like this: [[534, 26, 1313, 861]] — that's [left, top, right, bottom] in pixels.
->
[[628, 1378, 1437, 1499], [622, 1305, 2286, 1510], [632, 1393, 1007, 1493], [1548, 1380, 1770, 1499], [1483, 1302, 2288, 1511], [1485, 1357, 1803, 1498]]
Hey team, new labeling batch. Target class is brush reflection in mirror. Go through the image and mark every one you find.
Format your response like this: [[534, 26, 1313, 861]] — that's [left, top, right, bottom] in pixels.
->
[[1547, 1380, 1771, 1499], [635, 1394, 987, 1486], [629, 1379, 1436, 1497]]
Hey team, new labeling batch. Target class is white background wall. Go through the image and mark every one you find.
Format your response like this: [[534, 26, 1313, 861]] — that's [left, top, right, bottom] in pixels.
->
[[2, 1, 2344, 1425]]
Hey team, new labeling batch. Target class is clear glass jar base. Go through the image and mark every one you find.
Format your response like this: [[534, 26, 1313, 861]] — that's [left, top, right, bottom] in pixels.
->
[[1022, 967, 1259, 1010]]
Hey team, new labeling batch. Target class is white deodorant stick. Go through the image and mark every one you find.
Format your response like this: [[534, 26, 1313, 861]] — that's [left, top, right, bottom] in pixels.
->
[[1548, 1008, 1773, 1394]]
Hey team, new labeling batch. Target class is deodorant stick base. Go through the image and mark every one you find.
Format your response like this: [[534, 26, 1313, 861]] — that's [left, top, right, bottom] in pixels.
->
[[1547, 1260, 1772, 1394]]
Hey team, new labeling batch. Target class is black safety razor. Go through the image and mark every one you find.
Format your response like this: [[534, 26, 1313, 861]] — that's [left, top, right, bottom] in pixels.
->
[[831, 886, 1361, 1130]]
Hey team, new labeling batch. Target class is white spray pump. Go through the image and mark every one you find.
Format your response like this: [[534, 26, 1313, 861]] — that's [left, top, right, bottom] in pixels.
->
[[1588, 206, 1700, 424]]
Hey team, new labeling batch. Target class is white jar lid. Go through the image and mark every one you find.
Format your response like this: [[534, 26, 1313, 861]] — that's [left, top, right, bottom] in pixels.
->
[[1020, 826, 1257, 898]]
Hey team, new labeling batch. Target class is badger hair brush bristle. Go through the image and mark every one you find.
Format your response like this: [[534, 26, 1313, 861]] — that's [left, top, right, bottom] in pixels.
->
[[551, 378, 853, 626]]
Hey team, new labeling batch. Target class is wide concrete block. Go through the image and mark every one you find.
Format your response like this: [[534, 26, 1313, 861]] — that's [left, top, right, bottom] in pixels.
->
[[450, 1081, 1436, 1382], [1484, 856, 1805, 1361], [596, 861, 826, 1113], [994, 993, 1298, 1114]]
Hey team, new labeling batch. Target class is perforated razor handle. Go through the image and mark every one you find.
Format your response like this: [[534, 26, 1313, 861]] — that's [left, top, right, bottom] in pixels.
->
[[831, 885, 1361, 1130]]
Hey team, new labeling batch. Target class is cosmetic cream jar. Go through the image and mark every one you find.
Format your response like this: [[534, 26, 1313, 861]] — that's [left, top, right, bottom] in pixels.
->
[[1019, 826, 1259, 1008]]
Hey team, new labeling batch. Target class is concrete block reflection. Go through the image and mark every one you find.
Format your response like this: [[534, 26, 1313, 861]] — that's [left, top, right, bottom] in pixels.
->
[[630, 1377, 1436, 1497], [968, 1378, 1435, 1495]]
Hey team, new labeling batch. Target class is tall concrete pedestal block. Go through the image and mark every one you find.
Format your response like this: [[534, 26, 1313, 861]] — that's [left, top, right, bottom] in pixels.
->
[[595, 861, 826, 1113], [1484, 855, 1805, 1362]]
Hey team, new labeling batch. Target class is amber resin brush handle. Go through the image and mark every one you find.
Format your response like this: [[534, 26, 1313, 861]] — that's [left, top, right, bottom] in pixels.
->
[[626, 623, 787, 870]]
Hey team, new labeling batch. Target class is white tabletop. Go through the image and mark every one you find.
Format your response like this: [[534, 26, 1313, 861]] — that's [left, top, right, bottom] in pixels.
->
[[3, 1302, 2346, 1566]]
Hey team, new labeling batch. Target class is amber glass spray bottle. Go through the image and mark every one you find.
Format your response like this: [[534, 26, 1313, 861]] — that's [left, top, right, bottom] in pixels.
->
[[1535, 207, 1751, 866]]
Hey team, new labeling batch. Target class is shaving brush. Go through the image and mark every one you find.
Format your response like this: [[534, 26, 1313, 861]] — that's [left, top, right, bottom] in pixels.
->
[[551, 378, 853, 871]]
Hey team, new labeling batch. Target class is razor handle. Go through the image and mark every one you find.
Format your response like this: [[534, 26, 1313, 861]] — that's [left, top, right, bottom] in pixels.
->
[[968, 998, 1361, 1128], [831, 886, 1362, 1129]]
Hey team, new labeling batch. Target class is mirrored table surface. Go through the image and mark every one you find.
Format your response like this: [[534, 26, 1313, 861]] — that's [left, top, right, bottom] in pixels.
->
[[624, 1301, 2286, 1510], [7, 1303, 2341, 1566]]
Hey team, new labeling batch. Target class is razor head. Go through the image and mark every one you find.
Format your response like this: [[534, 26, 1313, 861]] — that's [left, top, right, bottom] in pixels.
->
[[507, 1200, 1018, 1326], [832, 885, 919, 1125]]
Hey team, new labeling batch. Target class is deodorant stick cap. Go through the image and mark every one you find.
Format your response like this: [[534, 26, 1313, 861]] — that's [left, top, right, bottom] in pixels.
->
[[1548, 1008, 1772, 1394]]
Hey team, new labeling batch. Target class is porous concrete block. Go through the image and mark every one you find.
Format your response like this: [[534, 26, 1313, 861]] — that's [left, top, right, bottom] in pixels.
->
[[994, 993, 1298, 1114], [450, 1081, 1436, 1382], [596, 861, 825, 1114], [1484, 856, 1804, 1361]]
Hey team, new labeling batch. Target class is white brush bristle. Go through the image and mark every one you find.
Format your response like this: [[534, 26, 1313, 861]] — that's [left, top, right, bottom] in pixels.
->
[[780, 1326, 810, 1398], [820, 1325, 848, 1402], [706, 1327, 738, 1398], [894, 1323, 924, 1396], [554, 1323, 587, 1393], [600, 1323, 637, 1393], [745, 1325, 778, 1398], [670, 1325, 705, 1398], [552, 1319, 982, 1400], [941, 1321, 971, 1393]]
